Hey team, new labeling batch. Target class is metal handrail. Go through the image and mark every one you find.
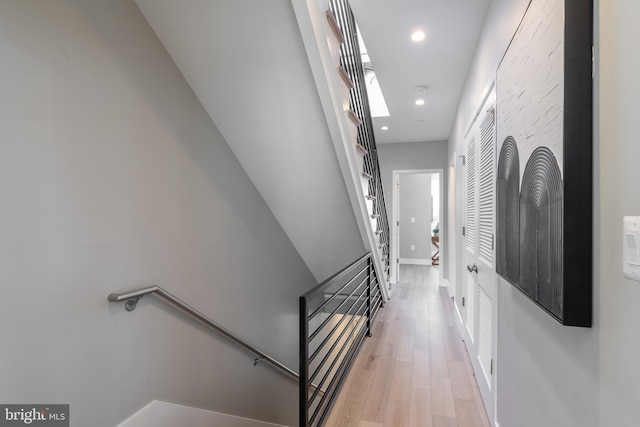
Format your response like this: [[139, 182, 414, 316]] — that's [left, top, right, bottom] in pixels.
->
[[300, 252, 383, 427], [107, 285, 298, 380]]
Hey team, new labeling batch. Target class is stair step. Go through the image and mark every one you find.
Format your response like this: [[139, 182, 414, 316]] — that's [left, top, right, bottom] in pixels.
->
[[355, 143, 368, 156], [338, 66, 354, 89], [325, 11, 345, 45], [362, 171, 373, 180], [347, 109, 363, 126], [365, 195, 376, 201], [370, 214, 380, 219], [375, 229, 383, 235]]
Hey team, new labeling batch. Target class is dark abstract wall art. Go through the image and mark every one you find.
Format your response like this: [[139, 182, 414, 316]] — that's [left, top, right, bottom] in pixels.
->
[[496, 137, 520, 284], [496, 0, 592, 326], [519, 147, 563, 317]]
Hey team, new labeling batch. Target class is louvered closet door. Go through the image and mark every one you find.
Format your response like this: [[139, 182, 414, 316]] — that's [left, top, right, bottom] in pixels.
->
[[476, 107, 496, 386], [462, 94, 497, 422], [463, 133, 477, 345]]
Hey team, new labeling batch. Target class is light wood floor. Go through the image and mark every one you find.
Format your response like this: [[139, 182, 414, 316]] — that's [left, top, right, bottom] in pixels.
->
[[324, 265, 490, 427]]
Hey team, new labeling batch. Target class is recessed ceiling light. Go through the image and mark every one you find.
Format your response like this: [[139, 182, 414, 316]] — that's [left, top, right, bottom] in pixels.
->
[[415, 99, 425, 106], [381, 126, 389, 131], [411, 31, 426, 42]]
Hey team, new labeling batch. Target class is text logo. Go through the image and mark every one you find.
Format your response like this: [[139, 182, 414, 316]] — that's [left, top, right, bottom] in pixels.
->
[[0, 405, 68, 426]]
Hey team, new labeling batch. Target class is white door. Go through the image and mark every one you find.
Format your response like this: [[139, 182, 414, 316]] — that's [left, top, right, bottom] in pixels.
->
[[395, 174, 401, 283], [463, 131, 478, 344], [462, 92, 498, 421]]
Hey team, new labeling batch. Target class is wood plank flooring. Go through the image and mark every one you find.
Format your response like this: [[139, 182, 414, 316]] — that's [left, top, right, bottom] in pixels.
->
[[325, 265, 490, 427]]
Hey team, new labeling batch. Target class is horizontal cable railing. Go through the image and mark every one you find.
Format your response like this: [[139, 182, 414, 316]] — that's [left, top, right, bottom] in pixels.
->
[[299, 253, 383, 427], [330, 0, 391, 275], [108, 285, 301, 383]]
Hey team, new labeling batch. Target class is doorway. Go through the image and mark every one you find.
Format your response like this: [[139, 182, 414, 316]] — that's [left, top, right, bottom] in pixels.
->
[[390, 169, 444, 284], [459, 86, 498, 422]]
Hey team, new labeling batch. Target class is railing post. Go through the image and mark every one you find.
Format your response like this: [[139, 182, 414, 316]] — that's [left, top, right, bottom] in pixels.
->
[[299, 296, 309, 427], [367, 256, 372, 337]]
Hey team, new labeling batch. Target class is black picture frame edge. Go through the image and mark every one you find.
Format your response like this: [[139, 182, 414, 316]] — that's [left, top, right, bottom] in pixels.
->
[[562, 0, 594, 327]]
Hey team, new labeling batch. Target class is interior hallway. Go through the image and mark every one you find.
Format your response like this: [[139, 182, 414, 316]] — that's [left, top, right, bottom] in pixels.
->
[[326, 265, 490, 427]]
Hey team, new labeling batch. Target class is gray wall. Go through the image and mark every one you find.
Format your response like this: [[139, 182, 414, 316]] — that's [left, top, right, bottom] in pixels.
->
[[598, 0, 640, 425], [448, 0, 599, 426], [134, 0, 366, 283], [399, 174, 432, 260], [0, 1, 316, 426], [378, 141, 449, 277]]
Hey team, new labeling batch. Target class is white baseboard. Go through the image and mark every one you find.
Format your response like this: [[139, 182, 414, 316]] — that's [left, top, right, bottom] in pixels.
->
[[440, 278, 450, 289], [454, 302, 464, 326], [118, 400, 288, 427], [399, 258, 431, 266]]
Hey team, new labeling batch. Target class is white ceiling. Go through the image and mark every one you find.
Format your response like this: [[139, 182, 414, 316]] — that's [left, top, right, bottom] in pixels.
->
[[349, 0, 491, 144]]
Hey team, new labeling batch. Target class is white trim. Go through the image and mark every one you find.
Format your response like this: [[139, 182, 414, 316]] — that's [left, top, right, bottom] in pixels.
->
[[399, 258, 431, 266], [391, 169, 445, 285], [441, 278, 450, 288], [454, 299, 464, 326], [118, 400, 288, 427], [463, 80, 496, 140], [118, 401, 155, 426], [447, 154, 457, 302], [392, 172, 400, 284]]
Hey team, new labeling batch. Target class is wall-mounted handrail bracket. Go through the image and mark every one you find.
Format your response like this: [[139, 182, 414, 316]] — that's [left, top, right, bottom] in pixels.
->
[[125, 297, 140, 312], [254, 356, 264, 366]]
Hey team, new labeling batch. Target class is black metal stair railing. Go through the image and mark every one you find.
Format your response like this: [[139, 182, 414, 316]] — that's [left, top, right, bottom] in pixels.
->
[[329, 0, 391, 276], [299, 253, 383, 427]]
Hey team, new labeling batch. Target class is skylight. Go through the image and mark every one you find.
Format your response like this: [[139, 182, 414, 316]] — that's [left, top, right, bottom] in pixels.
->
[[356, 25, 390, 118]]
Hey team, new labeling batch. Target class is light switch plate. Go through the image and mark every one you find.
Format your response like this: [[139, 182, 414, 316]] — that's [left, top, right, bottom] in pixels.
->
[[623, 216, 640, 281]]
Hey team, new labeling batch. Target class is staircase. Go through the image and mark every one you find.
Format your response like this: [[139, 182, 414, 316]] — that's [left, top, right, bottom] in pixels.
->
[[302, 0, 392, 292], [134, 0, 390, 295]]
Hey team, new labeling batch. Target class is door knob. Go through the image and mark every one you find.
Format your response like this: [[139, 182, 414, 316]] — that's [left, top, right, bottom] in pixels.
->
[[467, 264, 478, 274]]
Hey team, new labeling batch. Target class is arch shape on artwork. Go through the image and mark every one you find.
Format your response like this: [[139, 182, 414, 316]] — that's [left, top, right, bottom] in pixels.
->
[[519, 146, 563, 318], [496, 136, 520, 284]]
